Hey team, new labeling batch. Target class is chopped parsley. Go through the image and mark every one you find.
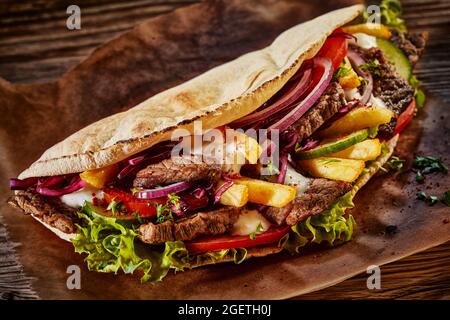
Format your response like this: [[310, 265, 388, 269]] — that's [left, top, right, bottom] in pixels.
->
[[106, 197, 126, 216], [249, 223, 264, 240], [155, 203, 174, 224], [413, 156, 448, 182], [416, 192, 439, 206], [385, 156, 405, 171], [360, 59, 385, 77], [333, 64, 351, 81]]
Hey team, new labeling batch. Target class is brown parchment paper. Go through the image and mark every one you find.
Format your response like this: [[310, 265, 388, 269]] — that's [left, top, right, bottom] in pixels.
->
[[0, 0, 449, 299]]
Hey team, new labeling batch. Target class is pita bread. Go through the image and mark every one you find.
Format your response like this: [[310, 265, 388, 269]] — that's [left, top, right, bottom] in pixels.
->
[[18, 5, 363, 179]]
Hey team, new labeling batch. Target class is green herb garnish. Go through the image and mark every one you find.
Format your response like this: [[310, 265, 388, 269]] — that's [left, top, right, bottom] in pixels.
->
[[249, 223, 264, 240], [416, 191, 439, 206], [155, 203, 174, 224], [360, 59, 385, 77], [106, 197, 125, 216], [413, 156, 448, 182], [385, 156, 405, 171]]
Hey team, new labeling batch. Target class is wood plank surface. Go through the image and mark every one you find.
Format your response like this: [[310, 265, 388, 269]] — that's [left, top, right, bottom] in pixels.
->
[[0, 0, 449, 299]]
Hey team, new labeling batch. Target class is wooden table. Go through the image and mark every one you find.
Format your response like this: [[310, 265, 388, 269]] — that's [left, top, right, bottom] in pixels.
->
[[1, 0, 449, 299]]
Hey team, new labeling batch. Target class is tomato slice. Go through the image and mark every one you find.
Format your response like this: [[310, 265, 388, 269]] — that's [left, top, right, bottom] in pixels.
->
[[103, 188, 210, 217], [103, 188, 165, 217], [393, 99, 416, 136], [317, 29, 348, 71], [185, 225, 290, 254]]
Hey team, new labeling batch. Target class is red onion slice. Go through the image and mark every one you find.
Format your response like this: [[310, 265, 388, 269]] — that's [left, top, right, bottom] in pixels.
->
[[231, 69, 312, 128], [134, 181, 192, 199], [347, 50, 373, 106], [277, 154, 288, 184], [269, 57, 333, 132], [192, 187, 206, 199], [328, 32, 357, 42], [280, 129, 299, 152], [37, 176, 65, 188], [36, 176, 86, 197], [214, 180, 234, 204], [9, 177, 38, 190]]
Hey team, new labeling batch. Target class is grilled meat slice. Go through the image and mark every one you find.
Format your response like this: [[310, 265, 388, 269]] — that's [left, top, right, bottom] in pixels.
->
[[351, 45, 414, 138], [8, 190, 78, 233], [264, 202, 293, 226], [390, 30, 428, 66], [286, 178, 351, 225], [291, 81, 346, 143], [133, 155, 222, 188], [263, 178, 351, 226], [138, 207, 240, 244]]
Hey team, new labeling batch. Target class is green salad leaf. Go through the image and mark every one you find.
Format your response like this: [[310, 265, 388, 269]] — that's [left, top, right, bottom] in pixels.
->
[[380, 0, 407, 32], [72, 202, 249, 282], [281, 192, 355, 254]]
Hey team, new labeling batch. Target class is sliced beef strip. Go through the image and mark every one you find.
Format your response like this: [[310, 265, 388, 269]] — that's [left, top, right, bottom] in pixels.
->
[[138, 207, 240, 244], [291, 81, 346, 143], [133, 155, 222, 188], [263, 178, 351, 226], [264, 202, 293, 226], [286, 178, 351, 226], [351, 45, 414, 138], [390, 30, 428, 67], [8, 189, 79, 234]]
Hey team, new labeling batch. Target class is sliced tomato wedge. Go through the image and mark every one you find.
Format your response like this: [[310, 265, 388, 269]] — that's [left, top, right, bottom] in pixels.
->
[[185, 225, 290, 254], [103, 188, 210, 217], [393, 99, 416, 136], [317, 29, 348, 71]]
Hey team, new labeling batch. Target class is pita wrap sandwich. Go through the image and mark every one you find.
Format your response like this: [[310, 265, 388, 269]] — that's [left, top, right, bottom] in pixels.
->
[[8, 4, 428, 282]]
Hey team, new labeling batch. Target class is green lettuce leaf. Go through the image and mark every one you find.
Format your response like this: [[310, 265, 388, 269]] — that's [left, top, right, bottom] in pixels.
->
[[281, 192, 355, 254], [72, 202, 249, 282]]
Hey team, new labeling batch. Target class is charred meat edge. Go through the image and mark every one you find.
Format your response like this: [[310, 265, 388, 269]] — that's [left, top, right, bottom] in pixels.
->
[[138, 207, 240, 245], [264, 179, 351, 226], [8, 189, 78, 234], [133, 155, 222, 188]]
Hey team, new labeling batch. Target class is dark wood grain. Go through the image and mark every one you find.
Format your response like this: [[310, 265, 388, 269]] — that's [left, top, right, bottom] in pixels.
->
[[0, 0, 449, 300]]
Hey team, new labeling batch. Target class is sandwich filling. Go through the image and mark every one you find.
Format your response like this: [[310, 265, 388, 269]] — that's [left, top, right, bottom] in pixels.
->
[[9, 8, 427, 282]]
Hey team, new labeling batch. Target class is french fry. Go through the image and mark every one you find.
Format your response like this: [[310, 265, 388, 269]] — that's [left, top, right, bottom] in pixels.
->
[[319, 107, 394, 138], [217, 181, 248, 207], [298, 157, 365, 182], [234, 131, 262, 164], [234, 178, 296, 208], [328, 139, 382, 161], [342, 23, 392, 39]]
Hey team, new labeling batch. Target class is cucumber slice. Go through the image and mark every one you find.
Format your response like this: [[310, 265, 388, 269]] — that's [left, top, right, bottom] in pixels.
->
[[376, 38, 412, 81], [295, 129, 369, 160]]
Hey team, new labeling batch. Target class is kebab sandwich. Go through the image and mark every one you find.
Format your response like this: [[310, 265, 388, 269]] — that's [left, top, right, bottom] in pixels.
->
[[8, 3, 427, 282]]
